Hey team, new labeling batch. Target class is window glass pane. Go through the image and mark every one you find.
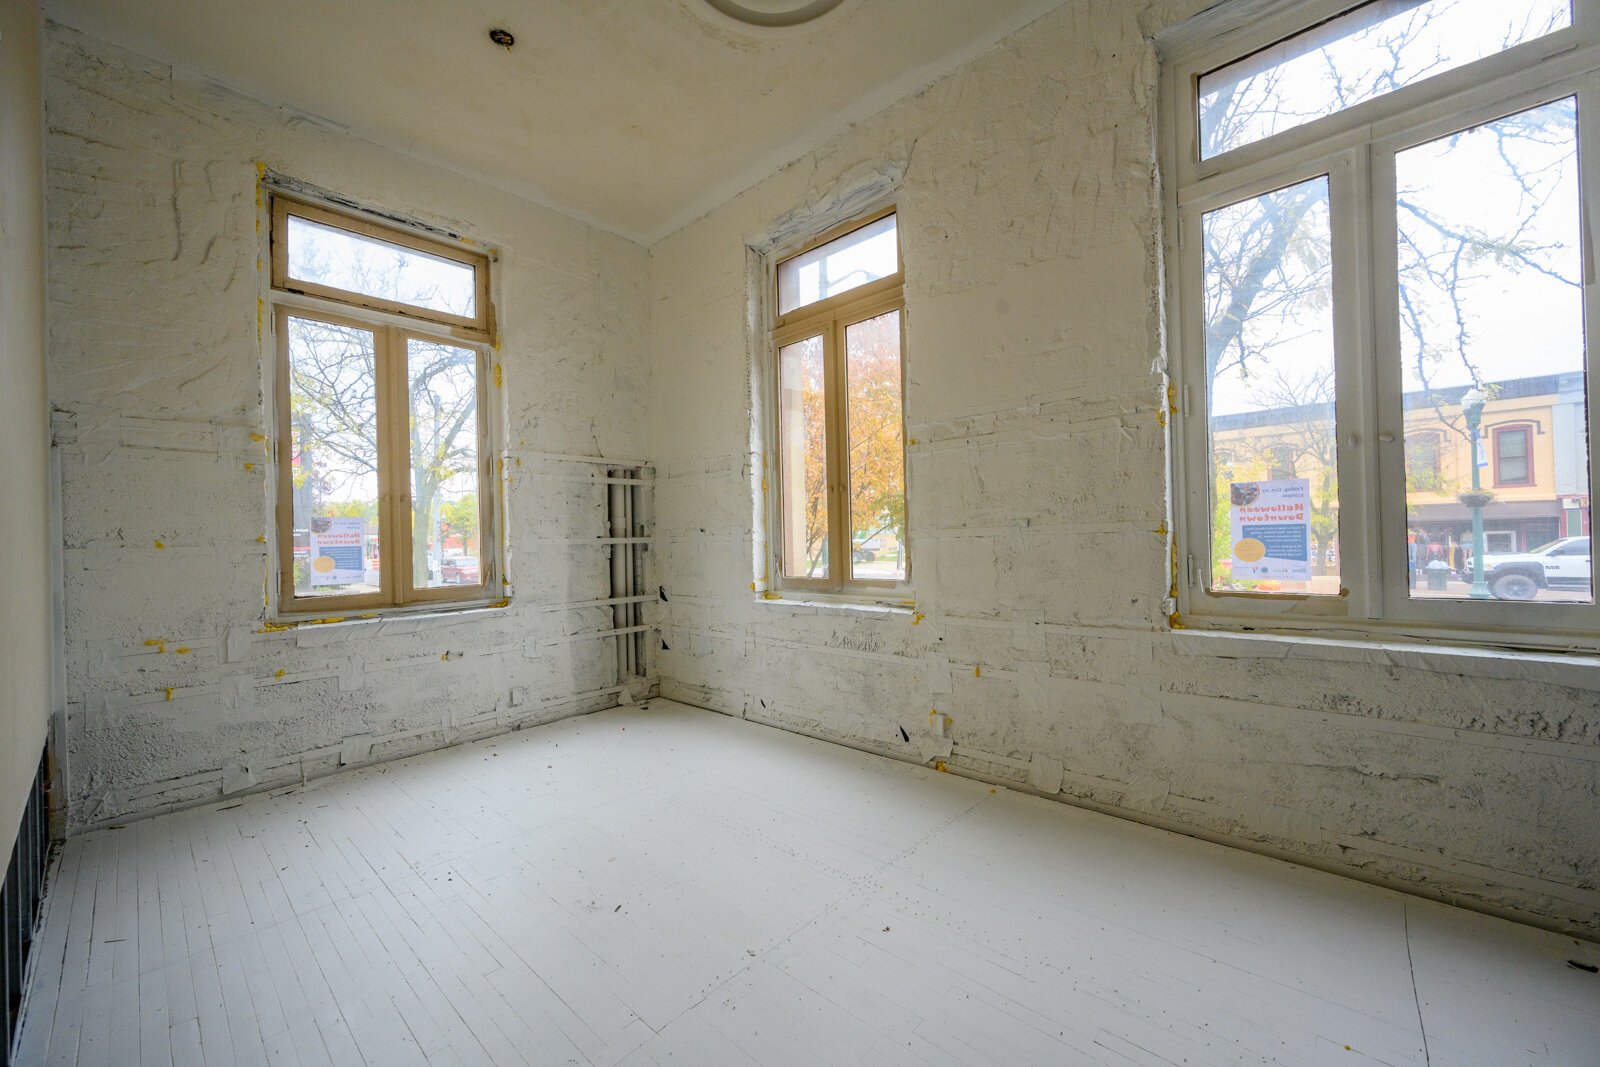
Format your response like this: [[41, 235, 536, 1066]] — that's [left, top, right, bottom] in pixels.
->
[[845, 310, 906, 582], [779, 335, 828, 579], [287, 213, 477, 319], [286, 316, 381, 598], [407, 339, 483, 590], [1200, 0, 1570, 159], [1398, 98, 1590, 604], [778, 214, 897, 315], [1204, 176, 1340, 594], [1496, 429, 1531, 484]]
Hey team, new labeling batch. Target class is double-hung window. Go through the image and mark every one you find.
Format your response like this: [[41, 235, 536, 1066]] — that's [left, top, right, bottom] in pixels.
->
[[768, 208, 910, 596], [269, 194, 500, 615], [1163, 0, 1600, 645]]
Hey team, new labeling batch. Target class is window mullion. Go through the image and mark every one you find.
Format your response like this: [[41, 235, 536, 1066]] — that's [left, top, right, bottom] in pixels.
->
[[1330, 145, 1384, 618], [379, 326, 412, 607], [825, 315, 849, 592], [1367, 132, 1411, 621]]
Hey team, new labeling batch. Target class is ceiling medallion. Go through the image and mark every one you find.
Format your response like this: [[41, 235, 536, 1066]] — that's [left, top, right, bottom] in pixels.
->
[[701, 0, 851, 29]]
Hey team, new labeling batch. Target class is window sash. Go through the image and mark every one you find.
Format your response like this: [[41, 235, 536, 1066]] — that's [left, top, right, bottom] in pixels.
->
[[274, 305, 497, 616], [1166, 0, 1588, 189], [773, 207, 904, 331], [1195, 0, 1574, 160], [271, 197, 492, 340], [771, 288, 910, 596], [1493, 426, 1535, 486], [777, 210, 901, 316], [1369, 77, 1599, 631], [1166, 2, 1600, 645]]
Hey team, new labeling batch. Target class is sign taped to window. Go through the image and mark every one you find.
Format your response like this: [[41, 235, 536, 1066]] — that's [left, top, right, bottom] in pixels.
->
[[1228, 479, 1311, 580], [309, 516, 365, 586]]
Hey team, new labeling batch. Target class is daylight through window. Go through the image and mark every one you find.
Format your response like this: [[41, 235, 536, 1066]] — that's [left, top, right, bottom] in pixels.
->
[[270, 195, 498, 614], [770, 209, 909, 595], [1166, 0, 1599, 641]]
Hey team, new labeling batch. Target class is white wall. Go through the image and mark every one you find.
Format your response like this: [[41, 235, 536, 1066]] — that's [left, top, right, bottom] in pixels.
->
[[648, 0, 1600, 936], [45, 23, 652, 828], [0, 1, 53, 853]]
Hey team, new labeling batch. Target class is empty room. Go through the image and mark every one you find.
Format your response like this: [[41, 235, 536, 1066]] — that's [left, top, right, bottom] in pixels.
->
[[3, 0, 1599, 1063]]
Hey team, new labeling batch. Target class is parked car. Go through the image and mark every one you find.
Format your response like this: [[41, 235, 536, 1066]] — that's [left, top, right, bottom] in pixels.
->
[[1482, 537, 1590, 600], [440, 556, 480, 584]]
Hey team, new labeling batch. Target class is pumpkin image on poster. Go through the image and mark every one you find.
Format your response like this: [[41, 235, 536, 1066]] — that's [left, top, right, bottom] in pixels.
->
[[1233, 538, 1267, 563]]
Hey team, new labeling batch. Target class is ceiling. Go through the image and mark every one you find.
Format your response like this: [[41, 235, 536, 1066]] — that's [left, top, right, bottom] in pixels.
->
[[47, 0, 1065, 243]]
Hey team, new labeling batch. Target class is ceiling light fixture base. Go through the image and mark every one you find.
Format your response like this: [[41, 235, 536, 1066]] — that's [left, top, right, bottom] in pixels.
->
[[694, 0, 857, 35]]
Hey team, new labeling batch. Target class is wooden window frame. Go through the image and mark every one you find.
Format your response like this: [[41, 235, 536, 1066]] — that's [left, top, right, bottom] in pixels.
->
[[269, 194, 500, 618], [768, 207, 911, 599], [271, 196, 492, 341], [1492, 424, 1536, 487], [1160, 0, 1600, 649]]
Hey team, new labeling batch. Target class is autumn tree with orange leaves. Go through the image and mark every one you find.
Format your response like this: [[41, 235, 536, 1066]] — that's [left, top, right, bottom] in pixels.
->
[[782, 310, 905, 577]]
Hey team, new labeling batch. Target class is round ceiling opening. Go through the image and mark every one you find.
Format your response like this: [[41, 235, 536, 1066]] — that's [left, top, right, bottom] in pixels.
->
[[701, 0, 850, 28]]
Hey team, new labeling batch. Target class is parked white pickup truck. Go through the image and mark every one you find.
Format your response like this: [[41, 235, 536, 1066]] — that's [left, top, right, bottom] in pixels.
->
[[1481, 536, 1591, 600]]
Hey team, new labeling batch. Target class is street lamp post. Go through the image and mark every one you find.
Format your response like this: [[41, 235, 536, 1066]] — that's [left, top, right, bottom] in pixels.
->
[[1461, 387, 1491, 599]]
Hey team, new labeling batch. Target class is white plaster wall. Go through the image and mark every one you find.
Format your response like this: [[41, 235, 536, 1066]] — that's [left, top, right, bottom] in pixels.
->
[[0, 1, 53, 851], [647, 0, 1600, 935], [45, 23, 653, 830]]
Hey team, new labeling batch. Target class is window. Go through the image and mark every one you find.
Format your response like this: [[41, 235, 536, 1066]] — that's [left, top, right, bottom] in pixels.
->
[[269, 194, 499, 615], [1493, 425, 1534, 486], [1405, 432, 1444, 491], [1163, 0, 1599, 643], [768, 208, 909, 595]]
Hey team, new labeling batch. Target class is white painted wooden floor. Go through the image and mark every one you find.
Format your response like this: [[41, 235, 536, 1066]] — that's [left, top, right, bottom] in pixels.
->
[[13, 701, 1600, 1066]]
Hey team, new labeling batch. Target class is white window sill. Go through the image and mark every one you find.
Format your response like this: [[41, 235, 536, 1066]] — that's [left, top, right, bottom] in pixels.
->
[[1170, 625, 1600, 690], [753, 593, 915, 618], [265, 598, 512, 634]]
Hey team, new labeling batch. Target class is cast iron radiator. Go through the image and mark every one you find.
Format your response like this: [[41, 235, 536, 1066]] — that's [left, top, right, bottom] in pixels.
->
[[2, 751, 51, 1067]]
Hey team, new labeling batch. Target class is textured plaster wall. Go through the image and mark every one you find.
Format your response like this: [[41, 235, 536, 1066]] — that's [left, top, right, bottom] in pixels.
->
[[46, 23, 653, 830], [0, 1, 53, 852], [648, 0, 1600, 935]]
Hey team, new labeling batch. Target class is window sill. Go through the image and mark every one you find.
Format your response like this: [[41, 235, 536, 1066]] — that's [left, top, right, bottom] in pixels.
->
[[753, 592, 915, 618], [265, 597, 511, 633], [1169, 625, 1600, 690]]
